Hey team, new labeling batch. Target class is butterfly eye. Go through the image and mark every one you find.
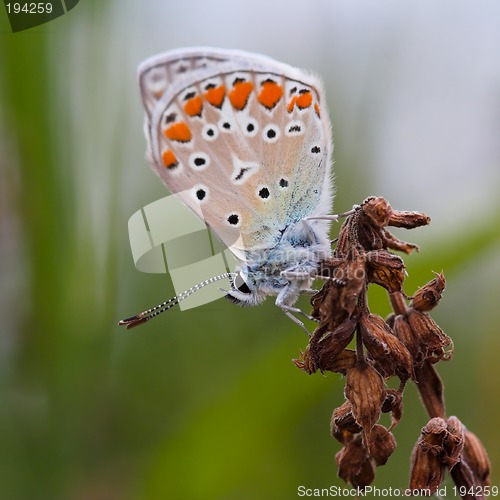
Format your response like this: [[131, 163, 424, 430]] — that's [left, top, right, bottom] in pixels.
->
[[234, 273, 251, 294], [237, 282, 251, 294]]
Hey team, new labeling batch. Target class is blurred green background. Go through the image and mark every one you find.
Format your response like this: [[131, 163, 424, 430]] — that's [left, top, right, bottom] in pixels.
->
[[1, 1, 499, 499]]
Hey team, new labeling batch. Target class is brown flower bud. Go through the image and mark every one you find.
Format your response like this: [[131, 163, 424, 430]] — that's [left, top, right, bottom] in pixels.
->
[[345, 360, 386, 447], [357, 220, 385, 251], [411, 272, 446, 312], [317, 257, 344, 280], [388, 209, 431, 229], [421, 417, 448, 444], [359, 313, 415, 380], [368, 424, 397, 466], [443, 416, 465, 469], [339, 255, 367, 315], [311, 270, 354, 331], [365, 250, 406, 293], [393, 315, 425, 366], [406, 308, 453, 362], [336, 435, 375, 488], [409, 441, 445, 495], [310, 279, 332, 321], [361, 196, 393, 227], [331, 401, 361, 443], [327, 349, 357, 374], [381, 228, 420, 254], [409, 418, 447, 494], [311, 318, 357, 373], [351, 456, 376, 489]]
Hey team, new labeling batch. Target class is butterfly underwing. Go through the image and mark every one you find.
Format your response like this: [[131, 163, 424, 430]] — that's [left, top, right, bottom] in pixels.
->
[[120, 48, 334, 331]]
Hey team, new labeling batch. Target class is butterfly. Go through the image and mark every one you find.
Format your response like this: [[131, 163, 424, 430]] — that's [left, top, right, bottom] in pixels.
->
[[119, 47, 335, 333]]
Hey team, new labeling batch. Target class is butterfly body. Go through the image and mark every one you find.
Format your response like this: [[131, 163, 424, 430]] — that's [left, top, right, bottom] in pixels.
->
[[128, 48, 334, 328]]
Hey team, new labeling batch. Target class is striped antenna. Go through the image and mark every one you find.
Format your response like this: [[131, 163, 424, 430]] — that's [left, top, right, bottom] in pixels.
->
[[118, 272, 236, 329]]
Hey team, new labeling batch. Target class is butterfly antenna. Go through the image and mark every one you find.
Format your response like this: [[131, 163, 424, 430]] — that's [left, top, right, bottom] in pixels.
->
[[118, 272, 237, 329]]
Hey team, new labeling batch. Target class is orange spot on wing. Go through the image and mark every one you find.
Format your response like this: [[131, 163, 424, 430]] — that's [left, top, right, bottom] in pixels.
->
[[314, 103, 321, 117], [184, 96, 203, 117], [287, 91, 313, 112], [258, 81, 283, 109], [229, 81, 254, 110], [296, 91, 313, 109], [162, 150, 178, 169], [164, 122, 192, 142], [204, 85, 226, 108]]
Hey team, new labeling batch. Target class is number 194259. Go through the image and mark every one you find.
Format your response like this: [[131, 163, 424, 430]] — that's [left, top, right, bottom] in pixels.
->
[[6, 3, 53, 14]]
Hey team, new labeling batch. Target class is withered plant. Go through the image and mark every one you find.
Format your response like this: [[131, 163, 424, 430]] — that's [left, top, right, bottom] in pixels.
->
[[294, 197, 490, 497]]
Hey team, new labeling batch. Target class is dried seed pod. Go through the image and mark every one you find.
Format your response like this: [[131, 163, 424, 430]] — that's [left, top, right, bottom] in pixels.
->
[[411, 272, 446, 312], [311, 317, 357, 373], [345, 360, 386, 447], [421, 417, 448, 451], [359, 313, 415, 380], [331, 401, 361, 443], [393, 315, 425, 367], [356, 221, 385, 251], [339, 255, 367, 315], [365, 250, 406, 293], [409, 418, 447, 494], [388, 209, 431, 229], [368, 424, 396, 466], [310, 279, 333, 320], [317, 258, 345, 280], [312, 273, 351, 331], [336, 435, 376, 488], [351, 456, 376, 489], [444, 416, 465, 469], [362, 197, 393, 228], [406, 308, 453, 361], [409, 437, 445, 495], [327, 349, 357, 375], [381, 228, 420, 254]]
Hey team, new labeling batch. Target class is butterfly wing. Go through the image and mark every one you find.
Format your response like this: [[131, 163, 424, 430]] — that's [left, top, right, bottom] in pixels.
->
[[138, 48, 333, 263]]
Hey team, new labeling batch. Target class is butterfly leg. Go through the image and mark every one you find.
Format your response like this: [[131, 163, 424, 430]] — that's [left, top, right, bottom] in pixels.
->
[[305, 207, 358, 222], [280, 307, 312, 337], [278, 271, 318, 322], [275, 287, 316, 336]]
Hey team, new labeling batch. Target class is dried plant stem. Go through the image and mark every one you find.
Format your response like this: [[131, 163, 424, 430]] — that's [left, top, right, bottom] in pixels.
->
[[388, 291, 407, 316], [415, 361, 446, 419], [294, 197, 491, 496]]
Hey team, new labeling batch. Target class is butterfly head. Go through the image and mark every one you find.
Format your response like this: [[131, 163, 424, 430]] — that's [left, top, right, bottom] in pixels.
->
[[225, 270, 266, 307]]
